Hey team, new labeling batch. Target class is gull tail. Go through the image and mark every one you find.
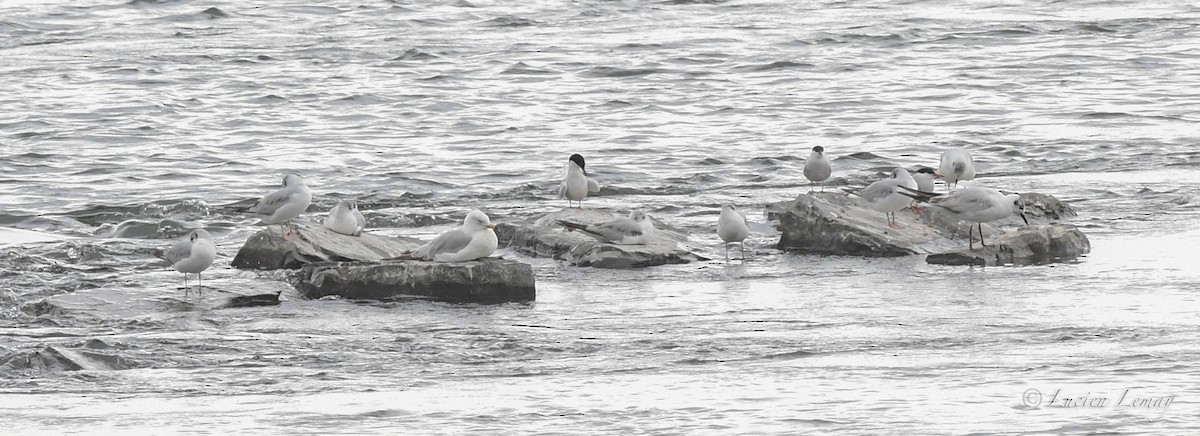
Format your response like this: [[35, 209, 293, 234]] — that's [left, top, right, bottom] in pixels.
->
[[897, 185, 939, 202]]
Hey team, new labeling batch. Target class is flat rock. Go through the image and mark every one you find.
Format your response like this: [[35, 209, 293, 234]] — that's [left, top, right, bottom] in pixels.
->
[[25, 285, 284, 320], [295, 258, 535, 304], [769, 191, 1090, 265], [494, 208, 706, 269], [231, 222, 422, 270]]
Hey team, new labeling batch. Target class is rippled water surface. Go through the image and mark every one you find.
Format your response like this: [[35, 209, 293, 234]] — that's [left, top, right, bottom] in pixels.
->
[[3, 0, 1200, 433]]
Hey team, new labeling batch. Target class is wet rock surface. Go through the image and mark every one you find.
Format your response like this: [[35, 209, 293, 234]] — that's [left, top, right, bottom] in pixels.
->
[[494, 208, 706, 269], [231, 223, 422, 270], [769, 191, 1090, 265], [295, 258, 535, 304]]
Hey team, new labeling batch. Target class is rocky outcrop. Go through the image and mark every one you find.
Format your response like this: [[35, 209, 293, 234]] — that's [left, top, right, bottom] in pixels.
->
[[770, 191, 1090, 266], [231, 223, 421, 270], [925, 224, 1091, 266], [494, 208, 706, 268], [295, 258, 535, 304]]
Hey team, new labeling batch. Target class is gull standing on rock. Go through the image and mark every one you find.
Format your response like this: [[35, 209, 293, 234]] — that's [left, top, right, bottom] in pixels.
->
[[803, 146, 832, 192], [857, 168, 918, 228], [155, 229, 216, 296], [558, 210, 654, 245], [900, 186, 1028, 250], [408, 210, 498, 262], [248, 173, 312, 238], [324, 200, 366, 236], [937, 148, 976, 189], [559, 154, 590, 208], [717, 204, 750, 262]]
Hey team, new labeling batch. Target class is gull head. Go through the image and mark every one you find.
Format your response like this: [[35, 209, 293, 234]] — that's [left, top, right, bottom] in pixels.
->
[[465, 209, 496, 230], [569, 153, 586, 175], [721, 204, 736, 213], [890, 168, 910, 179], [189, 229, 212, 242], [811, 146, 824, 154], [628, 210, 648, 222], [282, 173, 305, 188]]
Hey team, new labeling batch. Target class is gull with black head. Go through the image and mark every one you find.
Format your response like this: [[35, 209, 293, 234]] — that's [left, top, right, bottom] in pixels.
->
[[803, 146, 832, 192], [559, 153, 590, 208]]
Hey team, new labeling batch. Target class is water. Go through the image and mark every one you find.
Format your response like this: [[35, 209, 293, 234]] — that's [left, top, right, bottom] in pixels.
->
[[2, 0, 1200, 433]]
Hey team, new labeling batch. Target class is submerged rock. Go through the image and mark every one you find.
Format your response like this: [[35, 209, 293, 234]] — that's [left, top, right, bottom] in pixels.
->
[[26, 284, 284, 320], [231, 222, 421, 270], [770, 191, 1090, 265], [494, 208, 706, 268], [0, 227, 71, 246], [0, 345, 134, 373], [295, 258, 535, 304]]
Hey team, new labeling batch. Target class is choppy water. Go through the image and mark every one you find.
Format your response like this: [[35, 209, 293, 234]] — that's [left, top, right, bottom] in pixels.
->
[[3, 0, 1200, 433]]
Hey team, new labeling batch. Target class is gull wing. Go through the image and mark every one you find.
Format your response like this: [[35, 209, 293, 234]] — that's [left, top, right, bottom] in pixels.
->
[[249, 187, 293, 216], [932, 190, 995, 215], [858, 179, 898, 202], [585, 217, 643, 242], [158, 238, 192, 264], [413, 228, 472, 260]]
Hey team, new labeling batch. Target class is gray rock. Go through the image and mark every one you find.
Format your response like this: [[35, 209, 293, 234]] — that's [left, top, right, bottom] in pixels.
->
[[25, 284, 283, 320], [771, 191, 1090, 265], [231, 222, 422, 270], [494, 208, 706, 268], [925, 224, 1091, 266], [295, 258, 535, 304]]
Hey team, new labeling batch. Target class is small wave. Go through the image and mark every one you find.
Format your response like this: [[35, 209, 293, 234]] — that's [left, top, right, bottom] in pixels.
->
[[501, 62, 557, 75], [328, 94, 390, 106], [583, 66, 663, 78], [481, 16, 538, 27], [251, 94, 290, 104], [593, 99, 633, 108], [390, 48, 438, 61], [660, 0, 728, 4], [734, 60, 814, 72], [759, 349, 816, 360], [1082, 111, 1133, 119], [126, 0, 189, 5]]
